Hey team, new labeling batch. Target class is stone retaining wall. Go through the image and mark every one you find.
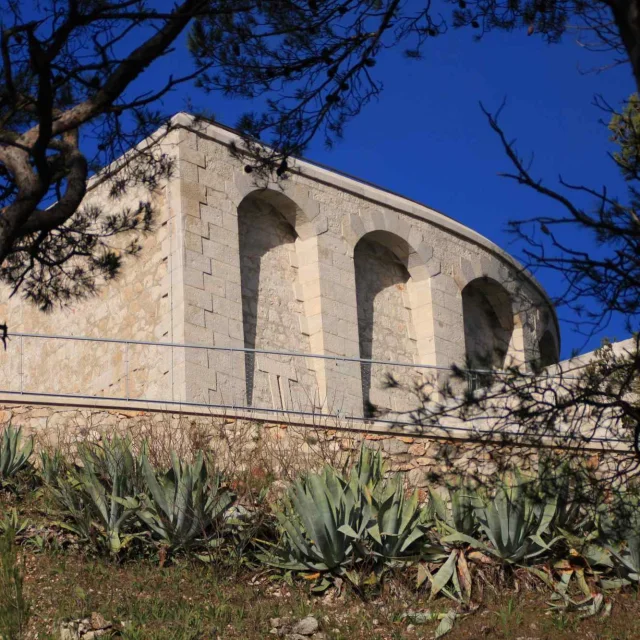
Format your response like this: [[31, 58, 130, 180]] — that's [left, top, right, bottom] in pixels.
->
[[1, 402, 622, 488]]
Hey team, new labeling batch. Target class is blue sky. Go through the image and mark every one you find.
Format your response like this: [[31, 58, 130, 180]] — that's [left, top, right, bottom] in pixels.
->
[[136, 12, 631, 359]]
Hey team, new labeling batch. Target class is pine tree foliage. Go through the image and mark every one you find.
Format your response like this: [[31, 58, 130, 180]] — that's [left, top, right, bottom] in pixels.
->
[[0, 0, 638, 307]]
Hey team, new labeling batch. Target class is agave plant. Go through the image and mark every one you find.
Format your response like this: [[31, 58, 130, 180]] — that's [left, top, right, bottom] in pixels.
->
[[429, 484, 480, 537], [0, 425, 33, 482], [137, 451, 234, 552], [39, 449, 65, 486], [444, 471, 558, 564], [597, 491, 640, 586], [0, 508, 29, 538], [266, 447, 438, 589], [534, 460, 592, 535], [417, 484, 482, 603], [368, 475, 433, 563], [49, 436, 140, 554], [348, 446, 384, 488], [267, 464, 373, 578]]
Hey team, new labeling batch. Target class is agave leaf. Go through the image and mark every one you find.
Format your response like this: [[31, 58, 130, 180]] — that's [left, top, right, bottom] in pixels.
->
[[442, 531, 490, 552], [527, 566, 556, 590], [430, 550, 457, 599], [310, 577, 333, 593], [368, 522, 382, 546], [0, 425, 33, 480], [417, 562, 430, 588], [337, 524, 360, 539], [600, 577, 630, 590], [142, 455, 170, 517], [456, 550, 472, 602], [434, 609, 456, 639], [575, 568, 592, 598], [398, 526, 424, 554]]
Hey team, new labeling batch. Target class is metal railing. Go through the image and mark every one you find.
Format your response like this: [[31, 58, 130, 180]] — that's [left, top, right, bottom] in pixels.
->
[[0, 330, 623, 447], [1, 330, 449, 415]]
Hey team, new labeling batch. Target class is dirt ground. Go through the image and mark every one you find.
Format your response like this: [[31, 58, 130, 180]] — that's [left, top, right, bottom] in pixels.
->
[[18, 551, 640, 640]]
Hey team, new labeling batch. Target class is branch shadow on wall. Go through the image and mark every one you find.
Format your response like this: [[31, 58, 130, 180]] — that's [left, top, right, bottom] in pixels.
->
[[461, 277, 514, 389]]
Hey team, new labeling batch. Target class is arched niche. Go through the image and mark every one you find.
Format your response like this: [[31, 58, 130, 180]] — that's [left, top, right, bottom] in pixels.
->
[[353, 230, 421, 417], [462, 277, 514, 375], [233, 173, 327, 240], [237, 190, 316, 410], [538, 329, 559, 368]]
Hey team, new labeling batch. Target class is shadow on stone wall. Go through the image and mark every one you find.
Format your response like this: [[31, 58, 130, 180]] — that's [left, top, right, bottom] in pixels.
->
[[354, 236, 415, 418], [239, 195, 300, 407]]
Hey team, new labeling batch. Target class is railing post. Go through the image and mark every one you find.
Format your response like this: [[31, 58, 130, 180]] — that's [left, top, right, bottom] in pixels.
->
[[19, 335, 23, 394], [125, 341, 130, 400]]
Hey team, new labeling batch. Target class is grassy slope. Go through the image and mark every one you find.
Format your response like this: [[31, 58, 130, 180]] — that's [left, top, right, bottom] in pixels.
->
[[17, 551, 640, 640]]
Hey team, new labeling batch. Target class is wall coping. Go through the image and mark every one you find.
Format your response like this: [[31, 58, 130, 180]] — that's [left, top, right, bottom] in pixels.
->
[[0, 392, 629, 453]]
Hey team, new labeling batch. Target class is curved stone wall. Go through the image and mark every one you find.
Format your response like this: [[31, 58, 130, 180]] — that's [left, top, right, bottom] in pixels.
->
[[0, 115, 560, 424]]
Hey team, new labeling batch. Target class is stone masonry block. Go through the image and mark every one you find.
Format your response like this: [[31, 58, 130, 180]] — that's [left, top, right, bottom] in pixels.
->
[[203, 273, 226, 297], [185, 250, 211, 274], [200, 205, 223, 227], [205, 312, 229, 336], [209, 259, 241, 285], [178, 160, 198, 183], [183, 231, 203, 254], [184, 216, 209, 238], [183, 323, 214, 346], [185, 304, 206, 327], [181, 180, 207, 205], [225, 281, 242, 303], [202, 239, 240, 267], [183, 268, 204, 290], [180, 147, 206, 168], [198, 167, 226, 191], [185, 285, 213, 312]]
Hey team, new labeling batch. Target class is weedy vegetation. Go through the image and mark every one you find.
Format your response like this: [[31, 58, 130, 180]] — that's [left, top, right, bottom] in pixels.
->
[[2, 424, 640, 639]]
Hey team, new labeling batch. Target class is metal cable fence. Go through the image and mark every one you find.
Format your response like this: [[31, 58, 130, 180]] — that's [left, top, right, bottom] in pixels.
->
[[0, 331, 453, 413], [0, 331, 623, 447]]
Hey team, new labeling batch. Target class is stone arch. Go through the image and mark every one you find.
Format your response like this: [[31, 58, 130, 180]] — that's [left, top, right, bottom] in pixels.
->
[[233, 172, 327, 240], [342, 212, 439, 282], [237, 189, 318, 411], [461, 276, 514, 376], [353, 229, 425, 416], [538, 329, 559, 368]]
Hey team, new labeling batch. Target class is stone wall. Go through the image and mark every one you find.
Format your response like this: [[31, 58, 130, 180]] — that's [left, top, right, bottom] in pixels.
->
[[0, 115, 560, 426], [174, 115, 559, 419], [238, 196, 317, 411], [354, 237, 420, 415], [0, 402, 624, 488], [0, 142, 180, 402]]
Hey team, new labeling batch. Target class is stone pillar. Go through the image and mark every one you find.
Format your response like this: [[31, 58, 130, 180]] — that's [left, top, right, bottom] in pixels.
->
[[302, 232, 363, 417], [171, 129, 246, 407], [409, 272, 466, 385]]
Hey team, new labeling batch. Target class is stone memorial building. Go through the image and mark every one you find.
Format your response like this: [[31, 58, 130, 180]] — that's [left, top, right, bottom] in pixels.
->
[[0, 114, 560, 425]]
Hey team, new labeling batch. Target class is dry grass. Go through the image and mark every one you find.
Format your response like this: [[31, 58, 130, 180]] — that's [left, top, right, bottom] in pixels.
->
[[13, 549, 640, 640]]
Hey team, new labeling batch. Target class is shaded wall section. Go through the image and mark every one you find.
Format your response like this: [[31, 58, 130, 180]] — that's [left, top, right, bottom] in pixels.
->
[[354, 236, 419, 416], [238, 195, 317, 412], [462, 278, 514, 377]]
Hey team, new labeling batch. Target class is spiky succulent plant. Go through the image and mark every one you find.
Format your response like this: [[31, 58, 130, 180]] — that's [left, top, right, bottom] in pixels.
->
[[0, 425, 33, 482], [137, 451, 234, 552]]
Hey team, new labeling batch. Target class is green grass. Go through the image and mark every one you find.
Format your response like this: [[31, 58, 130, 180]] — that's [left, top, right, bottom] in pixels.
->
[[495, 597, 523, 638]]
